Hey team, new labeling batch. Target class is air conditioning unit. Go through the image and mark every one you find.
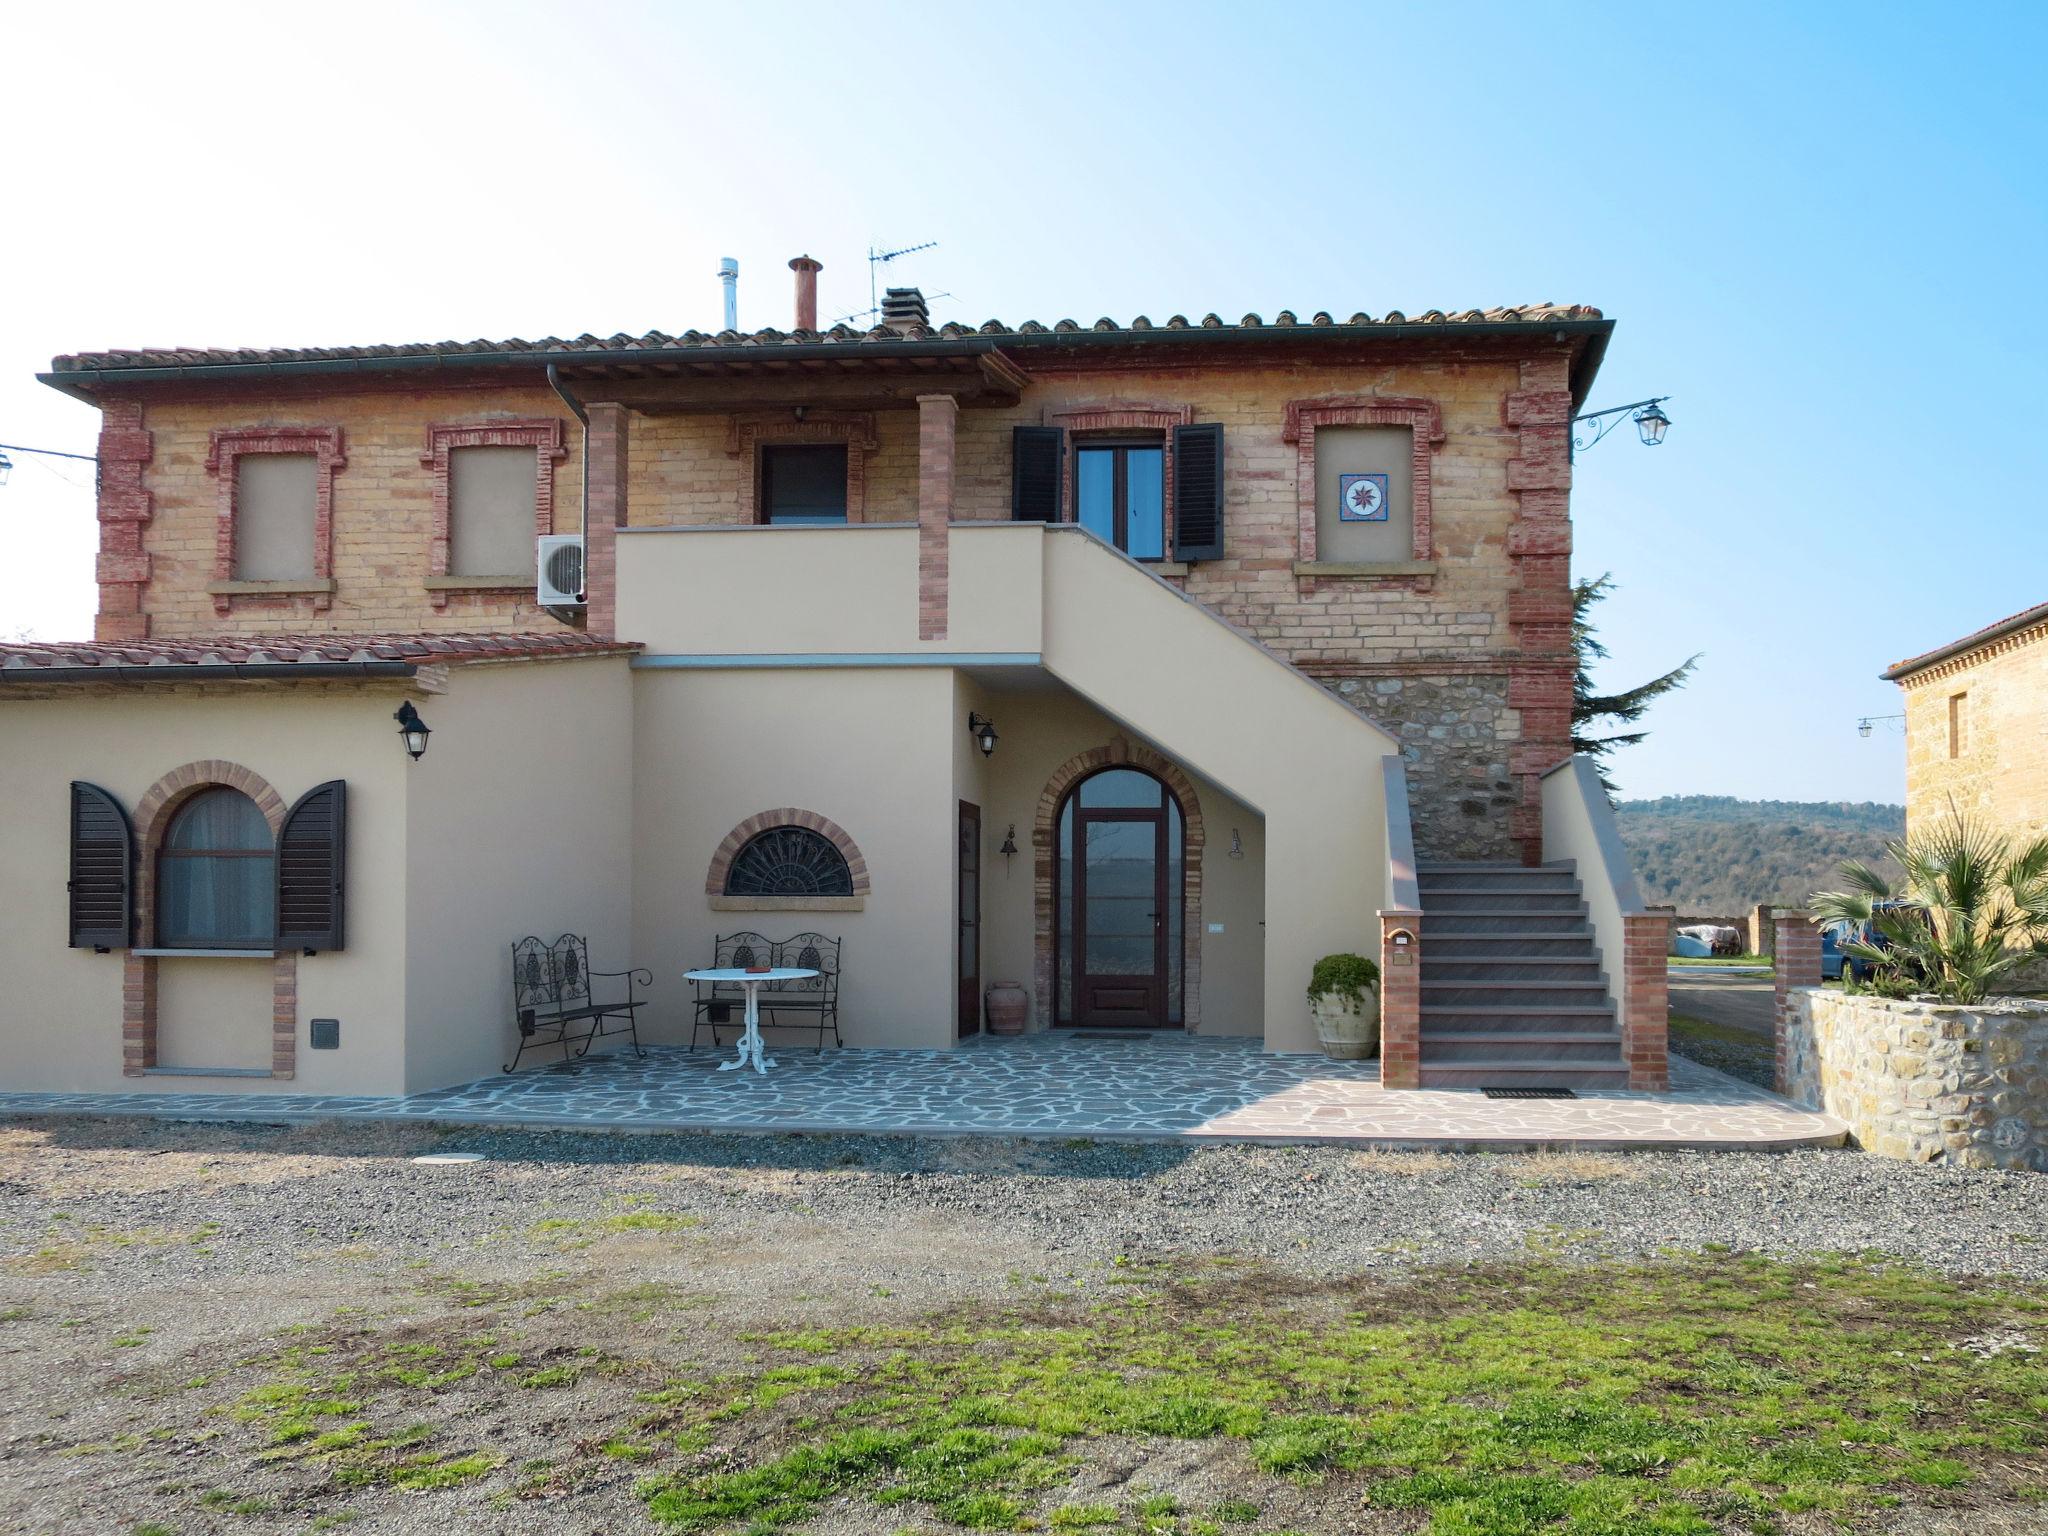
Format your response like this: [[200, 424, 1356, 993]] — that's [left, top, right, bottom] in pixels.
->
[[536, 535, 585, 608]]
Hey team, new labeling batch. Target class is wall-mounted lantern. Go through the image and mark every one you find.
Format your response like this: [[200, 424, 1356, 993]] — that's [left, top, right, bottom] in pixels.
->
[[1228, 829, 1245, 860], [1857, 714, 1904, 739], [967, 712, 999, 758], [999, 824, 1018, 868], [393, 700, 432, 761]]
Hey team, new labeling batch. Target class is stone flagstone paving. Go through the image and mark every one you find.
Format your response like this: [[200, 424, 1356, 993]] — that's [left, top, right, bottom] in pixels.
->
[[0, 1034, 1845, 1149]]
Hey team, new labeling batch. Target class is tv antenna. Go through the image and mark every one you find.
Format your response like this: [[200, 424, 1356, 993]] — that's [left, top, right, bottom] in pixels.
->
[[829, 240, 942, 328]]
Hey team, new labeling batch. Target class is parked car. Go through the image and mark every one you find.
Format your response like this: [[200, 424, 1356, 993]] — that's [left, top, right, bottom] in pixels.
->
[[1673, 932, 1713, 959], [1823, 900, 1924, 985]]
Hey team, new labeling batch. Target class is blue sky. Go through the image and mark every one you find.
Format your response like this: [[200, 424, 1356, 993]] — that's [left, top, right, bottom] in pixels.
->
[[2, 0, 2041, 805]]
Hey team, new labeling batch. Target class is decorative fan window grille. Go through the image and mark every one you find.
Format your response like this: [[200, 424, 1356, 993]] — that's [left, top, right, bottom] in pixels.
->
[[724, 827, 854, 897]]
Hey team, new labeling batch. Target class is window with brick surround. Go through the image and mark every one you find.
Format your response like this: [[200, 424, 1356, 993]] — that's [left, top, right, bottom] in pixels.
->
[[233, 455, 317, 579], [1949, 692, 1969, 758], [761, 444, 849, 525], [449, 445, 542, 576], [206, 425, 346, 614], [420, 419, 567, 604]]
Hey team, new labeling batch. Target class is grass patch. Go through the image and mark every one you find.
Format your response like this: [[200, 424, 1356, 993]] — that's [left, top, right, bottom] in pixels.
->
[[1669, 954, 1774, 969], [631, 1254, 2048, 1534]]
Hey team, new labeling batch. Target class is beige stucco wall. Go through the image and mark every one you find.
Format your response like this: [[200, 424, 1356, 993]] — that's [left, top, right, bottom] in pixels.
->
[[402, 657, 635, 1091], [616, 523, 1045, 659], [1898, 627, 2048, 845], [630, 666, 960, 1049], [0, 686, 410, 1094], [1040, 530, 1394, 1051], [956, 680, 1267, 1037]]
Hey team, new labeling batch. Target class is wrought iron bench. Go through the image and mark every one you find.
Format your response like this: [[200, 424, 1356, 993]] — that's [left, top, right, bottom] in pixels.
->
[[690, 931, 843, 1055], [506, 933, 651, 1073]]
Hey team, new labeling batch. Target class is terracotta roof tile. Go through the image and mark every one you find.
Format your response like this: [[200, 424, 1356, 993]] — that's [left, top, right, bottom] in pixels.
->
[[0, 630, 639, 675], [48, 304, 1606, 374], [1881, 600, 2048, 681]]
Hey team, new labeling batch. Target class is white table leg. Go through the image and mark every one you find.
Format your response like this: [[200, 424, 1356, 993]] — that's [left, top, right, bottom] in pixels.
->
[[717, 982, 754, 1073], [749, 983, 776, 1072]]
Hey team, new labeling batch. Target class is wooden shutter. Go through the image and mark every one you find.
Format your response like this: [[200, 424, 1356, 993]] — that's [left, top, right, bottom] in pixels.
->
[[1011, 426, 1064, 522], [276, 780, 346, 952], [68, 782, 134, 950], [1172, 422, 1225, 561]]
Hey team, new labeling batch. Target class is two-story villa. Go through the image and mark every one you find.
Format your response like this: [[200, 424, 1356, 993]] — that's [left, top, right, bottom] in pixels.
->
[[0, 260, 1669, 1098]]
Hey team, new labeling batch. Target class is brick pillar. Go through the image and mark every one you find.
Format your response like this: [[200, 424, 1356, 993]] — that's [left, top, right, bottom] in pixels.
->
[[1505, 357, 1576, 865], [270, 954, 298, 1081], [1378, 912, 1421, 1089], [1621, 913, 1669, 1090], [584, 403, 631, 639], [916, 394, 957, 642], [121, 953, 156, 1076], [94, 398, 155, 642], [1772, 910, 1821, 1095], [789, 254, 822, 332]]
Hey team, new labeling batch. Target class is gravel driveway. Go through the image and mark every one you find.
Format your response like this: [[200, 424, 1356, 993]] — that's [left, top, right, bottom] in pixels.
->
[[3, 1116, 2045, 1535]]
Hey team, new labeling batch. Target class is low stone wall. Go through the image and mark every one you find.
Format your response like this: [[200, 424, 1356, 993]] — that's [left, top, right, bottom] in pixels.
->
[[1779, 988, 2048, 1169]]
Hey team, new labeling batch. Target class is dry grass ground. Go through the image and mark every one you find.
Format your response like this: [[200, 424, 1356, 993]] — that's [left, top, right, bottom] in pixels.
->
[[2, 1117, 2045, 1536]]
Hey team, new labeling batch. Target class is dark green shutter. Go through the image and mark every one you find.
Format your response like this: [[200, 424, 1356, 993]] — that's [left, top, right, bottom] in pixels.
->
[[1172, 422, 1225, 561], [277, 780, 346, 952], [68, 782, 134, 950], [1011, 426, 1064, 522]]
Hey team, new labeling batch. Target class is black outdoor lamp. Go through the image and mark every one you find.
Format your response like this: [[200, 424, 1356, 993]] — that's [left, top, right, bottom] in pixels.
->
[[393, 700, 432, 761], [968, 712, 999, 758], [1570, 396, 1673, 457]]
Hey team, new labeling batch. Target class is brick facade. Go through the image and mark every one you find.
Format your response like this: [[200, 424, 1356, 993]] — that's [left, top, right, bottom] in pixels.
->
[[1377, 913, 1421, 1089], [84, 341, 1588, 859], [1894, 615, 2048, 846]]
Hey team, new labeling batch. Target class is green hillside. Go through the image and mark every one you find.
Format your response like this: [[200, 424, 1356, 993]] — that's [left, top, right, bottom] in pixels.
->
[[1613, 796, 1904, 916]]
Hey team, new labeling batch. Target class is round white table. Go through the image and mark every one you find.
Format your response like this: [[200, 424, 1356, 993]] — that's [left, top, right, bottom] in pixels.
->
[[684, 967, 819, 1074]]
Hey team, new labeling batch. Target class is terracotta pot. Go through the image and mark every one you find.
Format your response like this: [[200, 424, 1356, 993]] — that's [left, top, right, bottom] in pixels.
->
[[1310, 987, 1380, 1060], [985, 981, 1029, 1035]]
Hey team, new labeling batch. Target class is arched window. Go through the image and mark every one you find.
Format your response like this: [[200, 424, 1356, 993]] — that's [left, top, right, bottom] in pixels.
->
[[1055, 766, 1185, 1029], [157, 788, 274, 948], [723, 826, 854, 897]]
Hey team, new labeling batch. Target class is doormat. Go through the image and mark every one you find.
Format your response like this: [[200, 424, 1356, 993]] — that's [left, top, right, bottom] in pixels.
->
[[1073, 1032, 1153, 1041], [1482, 1086, 1577, 1100]]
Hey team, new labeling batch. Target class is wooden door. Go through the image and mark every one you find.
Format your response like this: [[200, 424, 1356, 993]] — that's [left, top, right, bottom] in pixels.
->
[[957, 801, 981, 1037], [1074, 806, 1166, 1027]]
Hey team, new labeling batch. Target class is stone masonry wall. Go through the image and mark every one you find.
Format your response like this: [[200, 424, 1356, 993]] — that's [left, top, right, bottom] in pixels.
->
[[1782, 988, 2048, 1169], [1325, 672, 1517, 858]]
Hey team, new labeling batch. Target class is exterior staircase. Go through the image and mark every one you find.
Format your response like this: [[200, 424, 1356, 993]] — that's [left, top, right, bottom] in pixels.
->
[[1416, 860, 1629, 1089]]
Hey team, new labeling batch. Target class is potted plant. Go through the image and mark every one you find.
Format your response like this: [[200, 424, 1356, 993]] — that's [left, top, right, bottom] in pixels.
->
[[1307, 953, 1381, 1060]]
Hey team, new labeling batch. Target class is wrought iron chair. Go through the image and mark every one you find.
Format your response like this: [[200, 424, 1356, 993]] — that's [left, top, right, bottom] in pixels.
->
[[689, 931, 773, 1051], [762, 932, 843, 1053], [505, 933, 650, 1073]]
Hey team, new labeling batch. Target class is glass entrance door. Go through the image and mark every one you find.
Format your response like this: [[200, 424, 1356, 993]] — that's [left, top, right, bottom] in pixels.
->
[[1075, 808, 1165, 1026], [1074, 442, 1165, 561]]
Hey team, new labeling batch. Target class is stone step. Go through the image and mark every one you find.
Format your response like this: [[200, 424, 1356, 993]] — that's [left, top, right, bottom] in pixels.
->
[[1421, 913, 1594, 936], [1421, 979, 1614, 1008], [1425, 934, 1600, 957], [1417, 871, 1583, 894], [1417, 1062, 1632, 1090], [1420, 892, 1589, 914], [1423, 958, 1605, 982], [1416, 861, 1576, 873], [1421, 1005, 1618, 1031], [1420, 1032, 1626, 1064]]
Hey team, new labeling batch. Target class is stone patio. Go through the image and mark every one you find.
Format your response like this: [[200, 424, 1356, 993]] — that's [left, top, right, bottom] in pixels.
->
[[0, 1033, 1845, 1150]]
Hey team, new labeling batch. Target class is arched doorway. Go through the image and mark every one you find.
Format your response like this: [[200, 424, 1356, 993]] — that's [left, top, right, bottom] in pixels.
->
[[1053, 765, 1187, 1029]]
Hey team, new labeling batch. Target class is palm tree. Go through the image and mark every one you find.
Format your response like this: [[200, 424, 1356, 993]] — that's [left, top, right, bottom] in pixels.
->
[[1810, 811, 2048, 1005]]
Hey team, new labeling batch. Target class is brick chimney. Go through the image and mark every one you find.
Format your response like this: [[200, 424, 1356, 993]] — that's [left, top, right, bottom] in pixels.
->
[[789, 254, 822, 332], [882, 287, 929, 333]]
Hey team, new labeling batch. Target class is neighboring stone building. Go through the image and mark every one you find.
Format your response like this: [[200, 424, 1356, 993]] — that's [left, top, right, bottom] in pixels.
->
[[1883, 601, 2048, 845], [1, 263, 1668, 1098]]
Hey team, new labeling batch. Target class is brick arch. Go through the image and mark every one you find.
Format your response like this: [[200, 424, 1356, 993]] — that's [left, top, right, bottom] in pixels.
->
[[125, 759, 297, 1081], [704, 808, 871, 897], [1032, 739, 1206, 1032]]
